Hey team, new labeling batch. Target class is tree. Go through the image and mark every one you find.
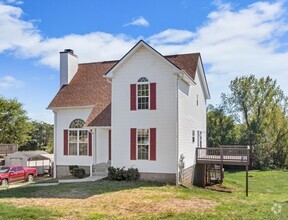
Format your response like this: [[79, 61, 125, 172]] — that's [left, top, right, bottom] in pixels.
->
[[207, 105, 240, 148], [0, 97, 31, 145], [19, 121, 54, 153], [221, 75, 288, 169]]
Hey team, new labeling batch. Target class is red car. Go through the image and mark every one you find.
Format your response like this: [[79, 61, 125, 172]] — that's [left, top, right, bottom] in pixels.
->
[[0, 165, 37, 186]]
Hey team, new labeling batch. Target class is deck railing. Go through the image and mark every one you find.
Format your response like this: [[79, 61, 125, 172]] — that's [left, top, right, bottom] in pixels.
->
[[196, 146, 250, 165]]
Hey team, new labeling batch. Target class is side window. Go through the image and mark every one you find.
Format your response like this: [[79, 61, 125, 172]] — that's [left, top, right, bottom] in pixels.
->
[[17, 166, 23, 171], [197, 131, 202, 148], [11, 167, 16, 172], [200, 131, 202, 147], [192, 130, 195, 143]]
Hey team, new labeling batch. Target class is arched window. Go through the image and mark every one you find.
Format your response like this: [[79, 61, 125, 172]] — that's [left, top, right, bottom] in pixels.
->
[[137, 77, 149, 109], [137, 77, 149, 83], [68, 119, 88, 156], [69, 119, 85, 128]]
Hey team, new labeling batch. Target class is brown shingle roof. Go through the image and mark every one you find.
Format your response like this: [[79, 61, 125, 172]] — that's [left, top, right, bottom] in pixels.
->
[[48, 53, 200, 127], [166, 53, 200, 80]]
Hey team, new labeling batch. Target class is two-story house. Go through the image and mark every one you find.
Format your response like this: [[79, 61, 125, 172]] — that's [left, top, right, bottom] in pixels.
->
[[48, 40, 210, 185]]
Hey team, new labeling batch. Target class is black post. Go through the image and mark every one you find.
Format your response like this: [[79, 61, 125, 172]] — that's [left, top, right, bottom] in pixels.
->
[[246, 145, 250, 197], [246, 164, 248, 197]]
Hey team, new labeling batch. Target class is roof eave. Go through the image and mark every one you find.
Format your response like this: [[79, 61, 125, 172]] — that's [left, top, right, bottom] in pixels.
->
[[47, 105, 95, 110], [197, 56, 211, 99], [176, 70, 196, 86]]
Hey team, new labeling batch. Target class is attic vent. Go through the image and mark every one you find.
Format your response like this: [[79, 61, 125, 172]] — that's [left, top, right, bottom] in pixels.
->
[[64, 49, 74, 54]]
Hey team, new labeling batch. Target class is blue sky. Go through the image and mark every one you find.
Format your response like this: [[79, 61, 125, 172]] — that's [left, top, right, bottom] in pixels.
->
[[0, 0, 288, 124]]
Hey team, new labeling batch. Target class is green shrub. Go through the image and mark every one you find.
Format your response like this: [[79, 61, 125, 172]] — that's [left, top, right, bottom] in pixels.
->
[[108, 166, 139, 181], [69, 165, 78, 175], [127, 168, 140, 181], [72, 168, 86, 178]]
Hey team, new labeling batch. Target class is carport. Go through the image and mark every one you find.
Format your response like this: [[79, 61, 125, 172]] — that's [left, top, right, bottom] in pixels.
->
[[4, 151, 54, 175], [28, 153, 54, 176]]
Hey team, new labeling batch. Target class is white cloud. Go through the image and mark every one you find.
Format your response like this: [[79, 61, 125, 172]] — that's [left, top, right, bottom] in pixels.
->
[[5, 0, 23, 5], [0, 75, 23, 89], [0, 3, 41, 52], [148, 1, 288, 104], [124, 16, 149, 27], [148, 29, 194, 44], [1, 1, 288, 104]]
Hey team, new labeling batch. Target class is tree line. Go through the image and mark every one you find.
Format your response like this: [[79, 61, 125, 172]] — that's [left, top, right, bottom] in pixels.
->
[[208, 75, 288, 169], [0, 97, 53, 153]]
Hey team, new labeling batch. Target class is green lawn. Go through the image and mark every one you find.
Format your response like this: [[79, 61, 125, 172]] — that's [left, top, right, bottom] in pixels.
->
[[0, 170, 287, 219]]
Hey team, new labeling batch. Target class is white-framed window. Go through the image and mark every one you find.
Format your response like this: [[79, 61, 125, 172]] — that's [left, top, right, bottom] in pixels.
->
[[197, 131, 202, 148], [68, 119, 88, 156], [137, 129, 149, 160], [137, 77, 149, 110], [192, 130, 195, 143], [197, 94, 199, 106]]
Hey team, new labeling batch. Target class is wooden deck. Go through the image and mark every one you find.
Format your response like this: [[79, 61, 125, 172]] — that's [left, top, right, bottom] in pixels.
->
[[196, 147, 250, 166]]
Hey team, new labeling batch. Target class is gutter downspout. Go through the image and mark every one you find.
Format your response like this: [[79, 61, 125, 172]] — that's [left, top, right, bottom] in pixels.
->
[[53, 110, 57, 179], [176, 76, 180, 185]]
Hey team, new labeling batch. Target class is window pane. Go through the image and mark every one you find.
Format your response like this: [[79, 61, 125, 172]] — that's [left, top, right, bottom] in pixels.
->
[[69, 119, 85, 128], [79, 143, 88, 155], [69, 143, 77, 155], [69, 130, 77, 142], [138, 97, 149, 109], [79, 130, 88, 143], [137, 84, 149, 96], [137, 129, 149, 160], [138, 77, 149, 82], [138, 145, 148, 160]]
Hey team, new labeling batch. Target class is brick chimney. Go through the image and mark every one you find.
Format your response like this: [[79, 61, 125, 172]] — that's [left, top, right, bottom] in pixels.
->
[[60, 49, 78, 87]]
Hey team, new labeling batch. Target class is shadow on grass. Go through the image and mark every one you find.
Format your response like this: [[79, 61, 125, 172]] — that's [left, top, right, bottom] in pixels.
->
[[0, 180, 164, 199]]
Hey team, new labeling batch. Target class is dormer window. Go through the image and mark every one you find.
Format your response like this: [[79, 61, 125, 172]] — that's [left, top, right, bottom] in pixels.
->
[[137, 78, 149, 110]]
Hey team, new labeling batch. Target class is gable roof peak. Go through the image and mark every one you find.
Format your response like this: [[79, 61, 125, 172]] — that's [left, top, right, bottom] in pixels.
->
[[105, 40, 180, 78]]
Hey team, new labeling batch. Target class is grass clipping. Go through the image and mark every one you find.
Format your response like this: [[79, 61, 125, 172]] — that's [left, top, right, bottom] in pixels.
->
[[5, 189, 217, 217]]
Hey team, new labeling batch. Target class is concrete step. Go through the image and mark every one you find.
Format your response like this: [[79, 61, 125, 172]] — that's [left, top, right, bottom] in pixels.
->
[[93, 162, 110, 173], [92, 171, 108, 177]]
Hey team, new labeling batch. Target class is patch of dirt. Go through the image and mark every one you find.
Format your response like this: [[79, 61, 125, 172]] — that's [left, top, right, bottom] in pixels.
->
[[3, 189, 218, 218], [206, 184, 234, 193]]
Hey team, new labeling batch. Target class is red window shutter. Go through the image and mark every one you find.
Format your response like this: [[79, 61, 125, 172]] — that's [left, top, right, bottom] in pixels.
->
[[130, 128, 136, 160], [88, 132, 92, 156], [108, 130, 111, 160], [150, 83, 156, 110], [63, 130, 68, 155], [150, 128, 156, 160], [130, 84, 137, 110]]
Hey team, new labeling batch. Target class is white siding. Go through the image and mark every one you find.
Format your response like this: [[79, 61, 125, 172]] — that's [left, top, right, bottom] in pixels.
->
[[178, 68, 207, 169], [96, 128, 109, 163], [111, 45, 178, 173], [54, 108, 94, 166]]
